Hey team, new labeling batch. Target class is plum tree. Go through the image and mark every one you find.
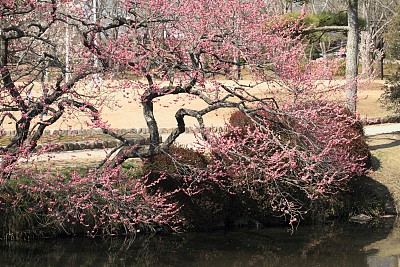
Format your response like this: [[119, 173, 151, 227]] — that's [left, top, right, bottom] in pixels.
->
[[0, 0, 368, 235]]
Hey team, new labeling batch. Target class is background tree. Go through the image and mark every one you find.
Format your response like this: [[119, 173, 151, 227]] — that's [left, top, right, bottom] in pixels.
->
[[306, 0, 399, 109], [385, 4, 400, 60], [346, 0, 359, 112], [358, 0, 399, 79], [380, 6, 400, 117], [290, 0, 360, 111]]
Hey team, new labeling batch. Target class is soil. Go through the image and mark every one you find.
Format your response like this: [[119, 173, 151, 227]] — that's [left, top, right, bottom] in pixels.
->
[[2, 80, 394, 132]]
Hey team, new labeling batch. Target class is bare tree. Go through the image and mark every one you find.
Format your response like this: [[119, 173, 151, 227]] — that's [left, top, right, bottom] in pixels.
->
[[311, 0, 399, 79], [305, 0, 359, 111], [359, 0, 399, 79], [346, 0, 359, 112]]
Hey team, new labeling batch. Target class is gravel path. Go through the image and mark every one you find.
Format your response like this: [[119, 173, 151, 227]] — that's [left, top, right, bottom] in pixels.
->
[[364, 123, 400, 136]]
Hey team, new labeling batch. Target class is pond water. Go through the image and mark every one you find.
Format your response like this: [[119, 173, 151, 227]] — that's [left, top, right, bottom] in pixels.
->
[[1, 220, 400, 267]]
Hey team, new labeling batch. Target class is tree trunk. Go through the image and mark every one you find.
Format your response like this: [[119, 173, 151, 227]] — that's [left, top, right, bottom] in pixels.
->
[[142, 100, 160, 150], [320, 41, 327, 60], [233, 52, 241, 80], [378, 56, 384, 80], [377, 38, 385, 80], [360, 30, 372, 78], [346, 0, 359, 113]]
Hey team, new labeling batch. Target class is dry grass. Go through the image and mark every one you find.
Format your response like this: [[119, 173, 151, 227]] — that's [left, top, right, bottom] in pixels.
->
[[367, 132, 400, 211], [358, 81, 395, 119], [360, 132, 400, 256]]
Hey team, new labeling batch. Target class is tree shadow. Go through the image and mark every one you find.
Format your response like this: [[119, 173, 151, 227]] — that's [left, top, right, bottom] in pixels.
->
[[361, 133, 399, 216], [368, 133, 400, 151], [370, 155, 381, 171], [369, 139, 400, 150], [348, 175, 397, 216]]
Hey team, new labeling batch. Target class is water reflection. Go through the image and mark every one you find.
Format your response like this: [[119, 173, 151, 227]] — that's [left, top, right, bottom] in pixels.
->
[[366, 219, 400, 267], [1, 220, 398, 267]]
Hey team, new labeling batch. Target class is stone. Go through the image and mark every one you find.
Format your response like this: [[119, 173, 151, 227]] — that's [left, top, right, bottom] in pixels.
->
[[62, 143, 69, 151], [108, 140, 117, 148], [88, 142, 95, 150], [94, 141, 103, 149], [349, 214, 372, 224], [72, 143, 81, 150]]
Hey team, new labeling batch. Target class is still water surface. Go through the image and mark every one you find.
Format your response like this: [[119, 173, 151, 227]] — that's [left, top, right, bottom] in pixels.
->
[[1, 220, 400, 266]]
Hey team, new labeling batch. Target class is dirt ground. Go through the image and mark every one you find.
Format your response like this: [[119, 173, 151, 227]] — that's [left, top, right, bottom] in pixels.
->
[[2, 79, 393, 132], [103, 80, 392, 129], [65, 80, 394, 130]]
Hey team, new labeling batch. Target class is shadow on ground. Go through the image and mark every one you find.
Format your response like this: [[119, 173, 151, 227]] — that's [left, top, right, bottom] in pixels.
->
[[363, 132, 400, 216], [370, 155, 381, 171], [345, 174, 397, 217], [367, 132, 400, 151]]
